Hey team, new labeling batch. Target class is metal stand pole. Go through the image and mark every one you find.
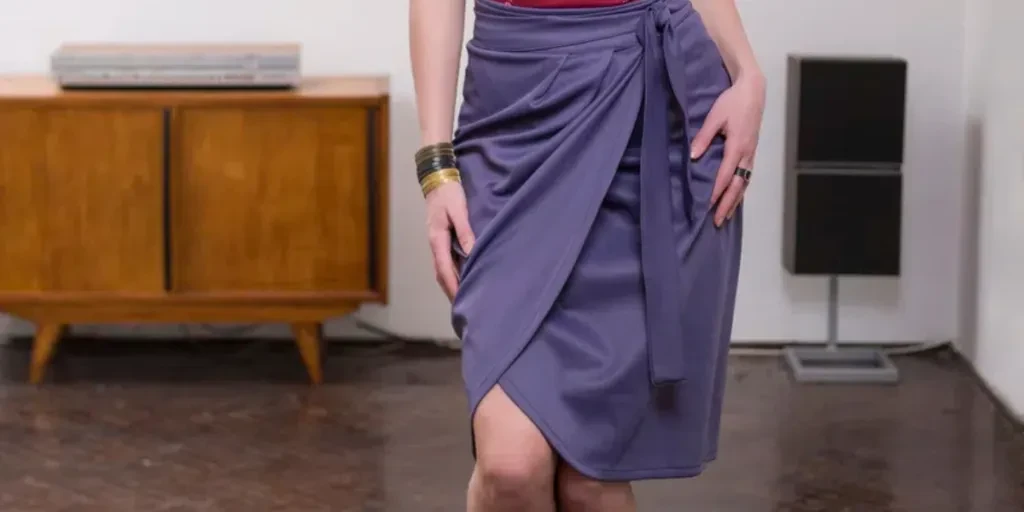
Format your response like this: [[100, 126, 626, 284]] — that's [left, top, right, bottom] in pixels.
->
[[827, 274, 839, 350], [783, 275, 900, 384]]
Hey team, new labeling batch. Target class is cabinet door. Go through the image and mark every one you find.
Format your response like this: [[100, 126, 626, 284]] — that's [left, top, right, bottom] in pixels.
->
[[0, 107, 166, 293], [172, 106, 372, 293]]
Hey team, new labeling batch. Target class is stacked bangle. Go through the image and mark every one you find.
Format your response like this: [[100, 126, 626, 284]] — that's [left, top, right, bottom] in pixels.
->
[[415, 142, 461, 197], [420, 168, 462, 196]]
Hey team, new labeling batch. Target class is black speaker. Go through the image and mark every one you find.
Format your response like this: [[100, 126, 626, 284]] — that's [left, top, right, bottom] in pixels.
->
[[782, 55, 908, 276]]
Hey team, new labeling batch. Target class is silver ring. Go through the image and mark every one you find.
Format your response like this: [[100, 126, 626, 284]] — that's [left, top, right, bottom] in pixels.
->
[[734, 167, 752, 183]]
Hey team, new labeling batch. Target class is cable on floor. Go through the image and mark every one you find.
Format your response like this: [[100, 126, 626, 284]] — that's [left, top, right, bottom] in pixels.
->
[[728, 340, 953, 358]]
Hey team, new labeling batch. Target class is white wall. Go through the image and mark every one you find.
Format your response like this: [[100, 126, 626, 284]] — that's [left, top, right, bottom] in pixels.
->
[[962, 0, 1024, 418], [0, 0, 967, 345]]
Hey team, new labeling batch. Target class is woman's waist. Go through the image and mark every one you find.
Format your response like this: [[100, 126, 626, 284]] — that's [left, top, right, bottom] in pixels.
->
[[498, 0, 635, 8], [471, 0, 693, 53]]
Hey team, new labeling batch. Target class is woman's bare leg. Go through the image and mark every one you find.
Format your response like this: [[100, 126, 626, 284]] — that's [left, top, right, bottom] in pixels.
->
[[468, 385, 557, 511], [556, 463, 636, 512]]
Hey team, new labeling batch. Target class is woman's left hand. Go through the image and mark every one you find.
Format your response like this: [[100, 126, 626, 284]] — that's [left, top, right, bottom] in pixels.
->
[[689, 73, 766, 227]]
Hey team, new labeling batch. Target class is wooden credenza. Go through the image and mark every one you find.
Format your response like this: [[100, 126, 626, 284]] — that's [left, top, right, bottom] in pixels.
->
[[0, 75, 389, 384]]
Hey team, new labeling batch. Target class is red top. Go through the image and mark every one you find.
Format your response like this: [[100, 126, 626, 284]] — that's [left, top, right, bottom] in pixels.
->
[[500, 0, 633, 7]]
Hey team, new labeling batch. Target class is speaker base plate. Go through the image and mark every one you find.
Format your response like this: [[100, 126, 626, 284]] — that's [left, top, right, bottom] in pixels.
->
[[783, 346, 900, 384]]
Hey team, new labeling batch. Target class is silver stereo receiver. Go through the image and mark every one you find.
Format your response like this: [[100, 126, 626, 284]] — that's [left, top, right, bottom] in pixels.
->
[[50, 43, 301, 89]]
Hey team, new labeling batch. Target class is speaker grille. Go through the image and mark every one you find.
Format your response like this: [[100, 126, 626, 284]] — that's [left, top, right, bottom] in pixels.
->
[[792, 57, 907, 169], [784, 172, 902, 276]]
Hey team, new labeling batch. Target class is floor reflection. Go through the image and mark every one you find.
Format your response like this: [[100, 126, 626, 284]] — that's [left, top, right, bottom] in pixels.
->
[[0, 338, 1019, 511]]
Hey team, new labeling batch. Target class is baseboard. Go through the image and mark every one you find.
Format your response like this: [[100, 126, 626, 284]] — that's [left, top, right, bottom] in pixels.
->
[[0, 317, 387, 343], [953, 350, 1024, 431], [409, 339, 943, 352], [727, 340, 941, 350]]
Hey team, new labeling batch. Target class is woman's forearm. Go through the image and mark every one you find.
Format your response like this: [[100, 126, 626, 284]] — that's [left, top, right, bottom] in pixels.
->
[[690, 0, 762, 84], [409, 0, 467, 146]]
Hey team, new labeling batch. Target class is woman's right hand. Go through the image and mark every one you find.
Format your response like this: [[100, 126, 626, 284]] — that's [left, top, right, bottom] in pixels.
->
[[426, 181, 475, 302]]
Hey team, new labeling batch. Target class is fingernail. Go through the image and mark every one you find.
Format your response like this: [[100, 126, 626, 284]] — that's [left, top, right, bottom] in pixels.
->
[[690, 150, 697, 160]]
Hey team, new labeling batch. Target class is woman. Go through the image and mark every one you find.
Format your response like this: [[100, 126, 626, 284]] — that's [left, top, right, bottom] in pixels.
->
[[410, 0, 764, 509]]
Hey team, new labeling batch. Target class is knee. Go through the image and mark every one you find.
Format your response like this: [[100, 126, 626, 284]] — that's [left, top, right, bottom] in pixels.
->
[[557, 464, 630, 510], [475, 451, 554, 502]]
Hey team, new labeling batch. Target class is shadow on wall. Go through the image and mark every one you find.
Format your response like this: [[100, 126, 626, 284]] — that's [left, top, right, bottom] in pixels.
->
[[0, 316, 387, 344], [0, 315, 17, 343], [957, 117, 984, 361]]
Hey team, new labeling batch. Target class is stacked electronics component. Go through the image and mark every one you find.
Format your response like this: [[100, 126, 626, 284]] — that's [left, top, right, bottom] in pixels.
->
[[50, 43, 301, 89]]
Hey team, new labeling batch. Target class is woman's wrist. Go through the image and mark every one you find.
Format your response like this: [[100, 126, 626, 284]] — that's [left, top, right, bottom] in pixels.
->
[[419, 130, 453, 147], [732, 62, 765, 89], [415, 141, 461, 197]]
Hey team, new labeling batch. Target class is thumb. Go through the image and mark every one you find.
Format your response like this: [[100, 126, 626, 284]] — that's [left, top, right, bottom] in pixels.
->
[[689, 110, 723, 160]]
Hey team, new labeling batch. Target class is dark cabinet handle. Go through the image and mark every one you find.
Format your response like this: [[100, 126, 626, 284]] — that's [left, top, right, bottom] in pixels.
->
[[162, 108, 173, 292], [366, 106, 378, 293]]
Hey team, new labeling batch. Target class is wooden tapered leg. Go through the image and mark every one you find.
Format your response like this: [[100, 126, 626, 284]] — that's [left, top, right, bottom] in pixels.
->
[[30, 323, 65, 384], [291, 322, 324, 384]]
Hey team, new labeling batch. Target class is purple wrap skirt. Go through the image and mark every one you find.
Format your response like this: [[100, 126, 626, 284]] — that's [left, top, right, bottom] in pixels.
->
[[451, 0, 742, 480]]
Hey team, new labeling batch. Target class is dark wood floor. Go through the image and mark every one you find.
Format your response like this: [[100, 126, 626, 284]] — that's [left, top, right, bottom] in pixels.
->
[[0, 338, 1020, 511]]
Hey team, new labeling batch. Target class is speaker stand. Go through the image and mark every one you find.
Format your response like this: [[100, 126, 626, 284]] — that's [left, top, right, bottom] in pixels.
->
[[783, 275, 900, 384]]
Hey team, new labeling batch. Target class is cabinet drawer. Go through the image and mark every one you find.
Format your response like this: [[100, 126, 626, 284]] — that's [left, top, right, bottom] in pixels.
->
[[171, 106, 375, 293]]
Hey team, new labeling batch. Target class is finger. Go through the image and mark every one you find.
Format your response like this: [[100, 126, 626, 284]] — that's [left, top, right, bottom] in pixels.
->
[[727, 153, 754, 220], [711, 143, 742, 207], [715, 176, 745, 227], [448, 201, 476, 255], [689, 108, 723, 161], [726, 198, 743, 221], [725, 180, 748, 220], [429, 230, 459, 300], [737, 152, 755, 171]]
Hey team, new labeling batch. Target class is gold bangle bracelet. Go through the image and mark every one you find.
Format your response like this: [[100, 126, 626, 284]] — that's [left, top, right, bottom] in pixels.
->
[[420, 167, 460, 184], [421, 175, 460, 197], [420, 168, 461, 195], [420, 168, 461, 197]]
